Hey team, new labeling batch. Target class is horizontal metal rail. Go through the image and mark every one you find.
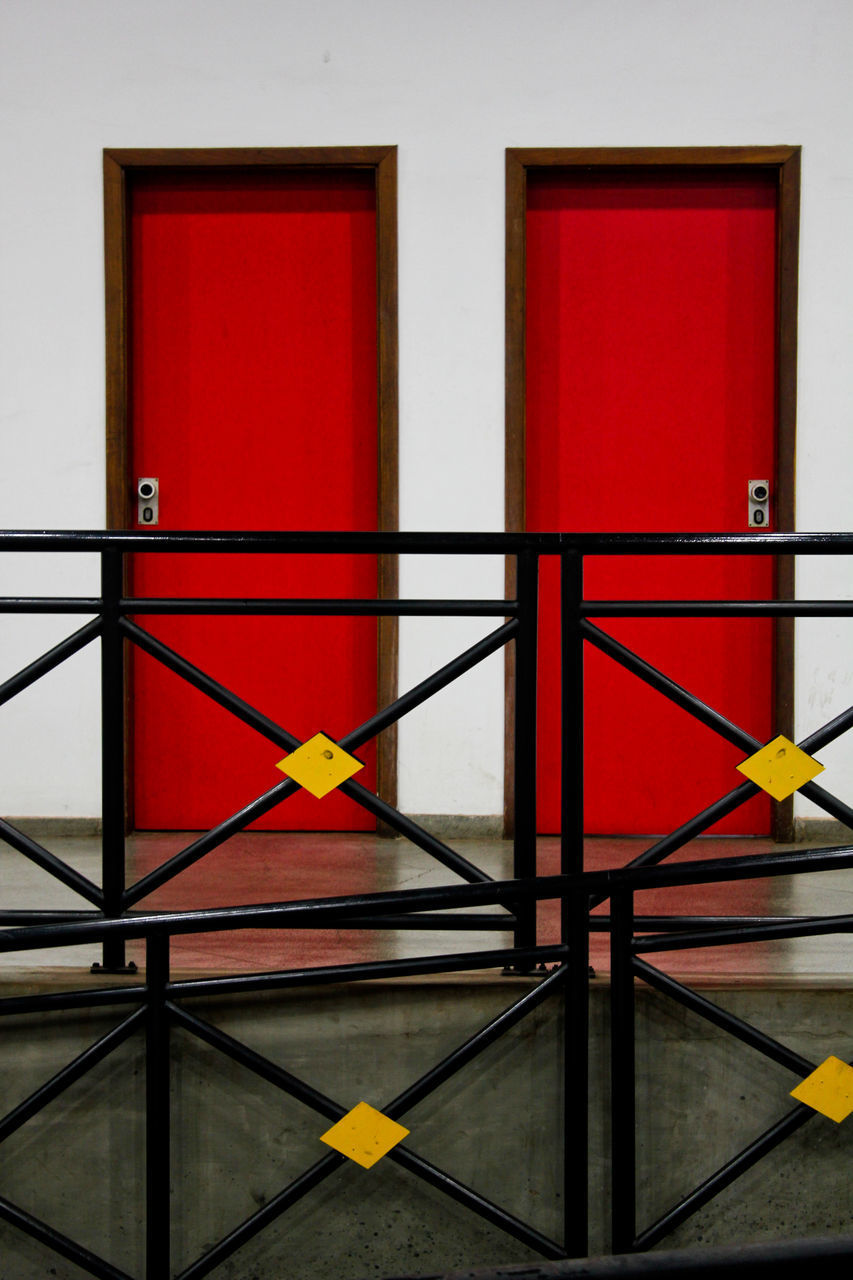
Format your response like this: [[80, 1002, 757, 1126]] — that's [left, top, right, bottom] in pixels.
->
[[583, 600, 853, 616], [4, 842, 853, 956], [1, 528, 853, 552], [121, 597, 520, 615], [0, 597, 519, 615], [404, 1234, 853, 1279]]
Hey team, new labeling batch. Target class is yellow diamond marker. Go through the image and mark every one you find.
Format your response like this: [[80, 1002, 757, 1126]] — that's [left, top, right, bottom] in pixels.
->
[[275, 732, 364, 799], [790, 1056, 853, 1124], [735, 734, 824, 802], [320, 1101, 409, 1169]]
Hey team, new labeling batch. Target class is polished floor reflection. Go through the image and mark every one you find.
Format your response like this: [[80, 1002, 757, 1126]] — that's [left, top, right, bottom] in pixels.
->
[[1, 831, 852, 983]]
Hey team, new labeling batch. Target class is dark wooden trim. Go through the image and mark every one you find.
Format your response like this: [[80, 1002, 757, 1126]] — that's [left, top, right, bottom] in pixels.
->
[[104, 146, 399, 830], [503, 149, 528, 837], [504, 146, 801, 840], [375, 146, 400, 827], [104, 152, 130, 531], [103, 152, 134, 829], [505, 150, 529, 538], [506, 145, 801, 170], [772, 146, 802, 841], [103, 146, 395, 169]]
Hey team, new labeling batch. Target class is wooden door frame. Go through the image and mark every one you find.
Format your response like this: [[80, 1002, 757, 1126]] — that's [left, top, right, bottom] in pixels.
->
[[504, 145, 801, 841], [104, 146, 399, 830]]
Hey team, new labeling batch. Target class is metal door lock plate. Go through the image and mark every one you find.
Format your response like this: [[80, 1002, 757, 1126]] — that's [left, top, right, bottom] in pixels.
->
[[748, 479, 770, 528], [137, 477, 159, 526]]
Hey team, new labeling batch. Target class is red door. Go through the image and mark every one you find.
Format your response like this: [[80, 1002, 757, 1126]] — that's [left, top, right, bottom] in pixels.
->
[[128, 169, 378, 830], [525, 169, 778, 835]]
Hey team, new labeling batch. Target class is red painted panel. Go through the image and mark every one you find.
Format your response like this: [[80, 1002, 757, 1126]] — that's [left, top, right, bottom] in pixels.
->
[[129, 170, 378, 830], [526, 170, 777, 834]]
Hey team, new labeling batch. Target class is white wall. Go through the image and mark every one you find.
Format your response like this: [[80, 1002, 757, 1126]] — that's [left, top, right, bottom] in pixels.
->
[[1, 0, 852, 822]]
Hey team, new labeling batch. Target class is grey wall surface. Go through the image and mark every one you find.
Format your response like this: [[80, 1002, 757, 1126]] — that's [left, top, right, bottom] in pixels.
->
[[3, 0, 853, 823], [0, 980, 851, 1278]]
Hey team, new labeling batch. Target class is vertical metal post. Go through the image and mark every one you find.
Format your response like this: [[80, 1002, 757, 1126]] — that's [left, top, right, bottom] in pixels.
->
[[563, 884, 589, 1256], [146, 933, 171, 1279], [95, 548, 132, 972], [512, 549, 539, 953], [560, 550, 584, 878], [610, 887, 636, 1253], [562, 543, 588, 1256]]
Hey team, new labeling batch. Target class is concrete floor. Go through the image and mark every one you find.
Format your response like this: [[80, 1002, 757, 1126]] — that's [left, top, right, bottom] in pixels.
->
[[2, 831, 852, 983]]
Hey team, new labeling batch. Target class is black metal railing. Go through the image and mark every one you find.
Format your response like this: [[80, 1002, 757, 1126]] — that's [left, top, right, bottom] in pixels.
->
[[606, 843, 853, 1253], [0, 530, 550, 969], [0, 529, 852, 1278], [387, 1232, 853, 1279]]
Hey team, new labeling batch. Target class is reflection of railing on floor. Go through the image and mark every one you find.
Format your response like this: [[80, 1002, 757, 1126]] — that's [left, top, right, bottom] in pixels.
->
[[1, 529, 853, 1276]]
